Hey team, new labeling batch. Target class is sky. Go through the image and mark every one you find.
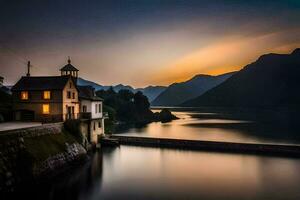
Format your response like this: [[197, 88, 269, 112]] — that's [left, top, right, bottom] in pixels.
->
[[0, 0, 300, 87]]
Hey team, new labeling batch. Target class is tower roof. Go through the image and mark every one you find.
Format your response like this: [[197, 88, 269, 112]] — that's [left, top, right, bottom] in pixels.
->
[[60, 57, 79, 71]]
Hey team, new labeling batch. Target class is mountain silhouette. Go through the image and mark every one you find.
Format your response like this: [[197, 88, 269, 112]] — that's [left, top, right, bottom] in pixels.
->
[[77, 77, 166, 102], [151, 72, 235, 106], [181, 48, 300, 107]]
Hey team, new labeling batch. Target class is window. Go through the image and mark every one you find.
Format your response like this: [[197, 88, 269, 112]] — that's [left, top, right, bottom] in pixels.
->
[[72, 92, 75, 99], [42, 104, 50, 114], [95, 104, 98, 113], [43, 91, 51, 99], [69, 82, 72, 88], [98, 121, 101, 128], [98, 103, 102, 113], [67, 91, 71, 99], [93, 122, 96, 130], [20, 91, 28, 100], [82, 105, 87, 112]]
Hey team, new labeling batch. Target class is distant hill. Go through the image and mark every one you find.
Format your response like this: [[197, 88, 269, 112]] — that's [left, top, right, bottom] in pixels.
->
[[136, 86, 167, 102], [77, 77, 108, 91], [151, 72, 235, 106], [181, 48, 300, 107], [77, 77, 166, 102]]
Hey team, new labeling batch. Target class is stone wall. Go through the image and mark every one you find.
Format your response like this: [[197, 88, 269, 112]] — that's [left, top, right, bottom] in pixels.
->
[[0, 123, 86, 193]]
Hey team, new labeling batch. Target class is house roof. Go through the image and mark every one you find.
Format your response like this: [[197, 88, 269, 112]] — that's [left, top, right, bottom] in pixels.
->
[[78, 85, 102, 101], [11, 75, 75, 91]]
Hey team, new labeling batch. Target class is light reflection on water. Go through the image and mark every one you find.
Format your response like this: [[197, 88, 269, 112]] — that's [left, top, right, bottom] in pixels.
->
[[115, 108, 300, 145], [43, 146, 300, 200], [26, 108, 300, 199]]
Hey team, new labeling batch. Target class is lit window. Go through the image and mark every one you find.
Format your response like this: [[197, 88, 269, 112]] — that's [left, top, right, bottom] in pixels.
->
[[21, 91, 28, 100], [42, 104, 50, 114], [43, 91, 51, 99]]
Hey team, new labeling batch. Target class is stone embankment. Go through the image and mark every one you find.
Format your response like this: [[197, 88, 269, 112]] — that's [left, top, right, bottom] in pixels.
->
[[0, 123, 86, 193]]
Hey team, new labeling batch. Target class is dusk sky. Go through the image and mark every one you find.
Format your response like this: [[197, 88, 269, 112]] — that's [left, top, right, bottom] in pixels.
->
[[1, 0, 300, 87]]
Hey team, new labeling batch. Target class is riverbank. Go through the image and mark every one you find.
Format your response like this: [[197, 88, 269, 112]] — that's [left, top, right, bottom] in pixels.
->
[[0, 123, 87, 193], [109, 135, 300, 158]]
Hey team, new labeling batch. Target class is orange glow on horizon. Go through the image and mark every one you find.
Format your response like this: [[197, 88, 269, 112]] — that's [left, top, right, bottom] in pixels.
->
[[149, 30, 300, 86]]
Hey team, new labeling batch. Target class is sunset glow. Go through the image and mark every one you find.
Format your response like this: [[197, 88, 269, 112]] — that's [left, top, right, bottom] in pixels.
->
[[1, 0, 300, 87]]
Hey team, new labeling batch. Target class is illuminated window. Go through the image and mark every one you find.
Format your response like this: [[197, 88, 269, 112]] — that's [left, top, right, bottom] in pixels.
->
[[43, 91, 51, 99], [42, 104, 50, 114], [20, 91, 29, 100]]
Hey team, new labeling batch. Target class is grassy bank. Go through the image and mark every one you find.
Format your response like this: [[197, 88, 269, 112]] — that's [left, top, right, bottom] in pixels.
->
[[23, 131, 78, 165]]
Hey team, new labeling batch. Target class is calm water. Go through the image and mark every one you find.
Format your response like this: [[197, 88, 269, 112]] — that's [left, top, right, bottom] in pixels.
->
[[115, 108, 300, 145], [24, 108, 300, 199], [34, 146, 300, 200]]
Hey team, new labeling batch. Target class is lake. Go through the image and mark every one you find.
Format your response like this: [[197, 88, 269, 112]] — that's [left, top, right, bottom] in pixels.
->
[[115, 107, 300, 145], [33, 146, 300, 200], [23, 108, 300, 199]]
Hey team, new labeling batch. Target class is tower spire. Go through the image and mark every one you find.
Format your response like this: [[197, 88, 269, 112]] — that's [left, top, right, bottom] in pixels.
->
[[68, 56, 71, 64]]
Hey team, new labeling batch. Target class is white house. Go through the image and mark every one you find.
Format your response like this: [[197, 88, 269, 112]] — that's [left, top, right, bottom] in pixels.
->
[[78, 85, 105, 145]]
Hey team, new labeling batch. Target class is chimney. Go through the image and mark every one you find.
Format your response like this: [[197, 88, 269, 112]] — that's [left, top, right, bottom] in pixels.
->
[[26, 61, 31, 77]]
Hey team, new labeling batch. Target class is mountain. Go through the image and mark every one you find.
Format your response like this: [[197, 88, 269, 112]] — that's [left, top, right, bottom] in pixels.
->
[[77, 78, 134, 92], [77, 77, 108, 91], [136, 86, 167, 102], [77, 77, 166, 102], [181, 48, 300, 107], [151, 72, 235, 106]]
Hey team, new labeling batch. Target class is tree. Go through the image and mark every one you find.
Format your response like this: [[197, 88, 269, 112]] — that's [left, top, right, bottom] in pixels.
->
[[133, 91, 150, 112]]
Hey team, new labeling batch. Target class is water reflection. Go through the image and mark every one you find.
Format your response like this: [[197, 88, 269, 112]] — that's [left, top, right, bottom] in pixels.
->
[[34, 146, 300, 200], [115, 108, 300, 145]]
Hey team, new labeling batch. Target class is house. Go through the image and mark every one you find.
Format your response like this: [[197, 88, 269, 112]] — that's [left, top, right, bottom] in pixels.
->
[[11, 58, 106, 145], [78, 85, 105, 145], [11, 60, 80, 122]]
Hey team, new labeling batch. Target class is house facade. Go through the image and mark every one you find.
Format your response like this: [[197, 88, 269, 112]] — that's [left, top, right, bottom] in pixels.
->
[[11, 75, 80, 122], [78, 86, 105, 145]]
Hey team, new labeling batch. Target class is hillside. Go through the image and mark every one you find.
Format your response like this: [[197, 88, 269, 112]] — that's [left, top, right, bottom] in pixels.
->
[[77, 77, 166, 102], [136, 86, 167, 102], [181, 48, 300, 107], [151, 72, 235, 106]]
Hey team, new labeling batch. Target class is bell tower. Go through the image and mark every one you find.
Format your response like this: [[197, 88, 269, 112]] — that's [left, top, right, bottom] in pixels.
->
[[60, 57, 79, 79]]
